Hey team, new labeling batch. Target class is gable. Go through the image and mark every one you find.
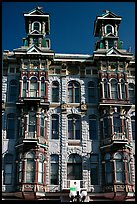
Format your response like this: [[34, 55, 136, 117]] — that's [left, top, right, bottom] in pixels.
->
[[27, 45, 41, 54], [30, 30, 40, 35], [105, 33, 116, 37], [28, 7, 44, 15], [102, 10, 118, 18], [106, 47, 122, 56]]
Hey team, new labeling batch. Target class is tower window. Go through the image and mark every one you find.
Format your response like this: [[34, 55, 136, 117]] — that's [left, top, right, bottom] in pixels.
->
[[107, 25, 112, 34], [108, 39, 114, 49], [105, 24, 114, 34], [32, 21, 41, 31], [33, 38, 39, 46]]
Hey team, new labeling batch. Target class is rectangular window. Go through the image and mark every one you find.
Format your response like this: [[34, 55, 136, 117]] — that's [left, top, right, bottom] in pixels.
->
[[4, 164, 12, 184], [90, 155, 98, 185], [115, 161, 124, 183], [38, 162, 43, 183], [50, 163, 58, 185], [89, 119, 97, 140]]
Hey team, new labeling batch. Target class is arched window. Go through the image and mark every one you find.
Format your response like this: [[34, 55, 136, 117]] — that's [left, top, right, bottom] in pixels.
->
[[22, 77, 27, 97], [32, 21, 41, 31], [52, 81, 59, 102], [88, 81, 95, 103], [30, 77, 37, 97], [9, 80, 17, 102], [67, 154, 82, 180], [34, 22, 40, 31], [111, 79, 118, 99], [38, 153, 44, 183], [68, 114, 81, 140], [121, 79, 126, 99], [28, 111, 36, 138], [113, 113, 122, 134], [128, 83, 135, 104], [68, 81, 80, 103], [106, 25, 112, 34], [51, 114, 59, 139], [41, 77, 45, 97], [131, 116, 135, 140], [114, 153, 124, 183], [103, 79, 108, 98], [89, 115, 97, 140], [4, 154, 13, 185], [25, 152, 35, 183], [7, 113, 15, 139], [104, 153, 112, 184], [40, 113, 44, 137], [50, 154, 59, 185]]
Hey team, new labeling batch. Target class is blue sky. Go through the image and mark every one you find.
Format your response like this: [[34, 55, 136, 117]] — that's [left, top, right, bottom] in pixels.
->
[[2, 2, 135, 54]]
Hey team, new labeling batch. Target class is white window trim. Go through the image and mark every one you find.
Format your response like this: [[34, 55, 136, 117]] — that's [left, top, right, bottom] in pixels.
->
[[32, 21, 41, 32]]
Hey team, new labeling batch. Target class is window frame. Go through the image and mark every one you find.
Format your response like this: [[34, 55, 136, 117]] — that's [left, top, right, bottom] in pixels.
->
[[52, 81, 59, 103], [4, 154, 13, 185], [90, 154, 99, 185], [88, 81, 96, 103], [9, 80, 17, 102], [89, 115, 97, 140], [68, 114, 81, 140], [51, 114, 59, 139], [50, 154, 59, 185], [68, 81, 80, 103], [67, 154, 82, 180], [7, 113, 15, 139], [110, 79, 118, 99]]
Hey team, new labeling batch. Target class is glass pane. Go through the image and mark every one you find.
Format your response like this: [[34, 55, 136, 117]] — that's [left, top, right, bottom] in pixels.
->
[[38, 172, 43, 183], [5, 164, 12, 173], [91, 164, 98, 185], [5, 175, 12, 184]]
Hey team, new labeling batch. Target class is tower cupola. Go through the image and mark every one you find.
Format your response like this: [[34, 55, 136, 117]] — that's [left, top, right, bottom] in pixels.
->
[[93, 10, 123, 50], [23, 7, 50, 48]]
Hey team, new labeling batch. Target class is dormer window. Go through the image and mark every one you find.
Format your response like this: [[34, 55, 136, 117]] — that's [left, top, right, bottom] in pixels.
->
[[32, 21, 41, 31], [105, 24, 114, 34]]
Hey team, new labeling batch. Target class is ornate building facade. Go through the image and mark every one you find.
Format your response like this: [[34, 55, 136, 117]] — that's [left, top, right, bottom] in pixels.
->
[[2, 7, 135, 201]]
